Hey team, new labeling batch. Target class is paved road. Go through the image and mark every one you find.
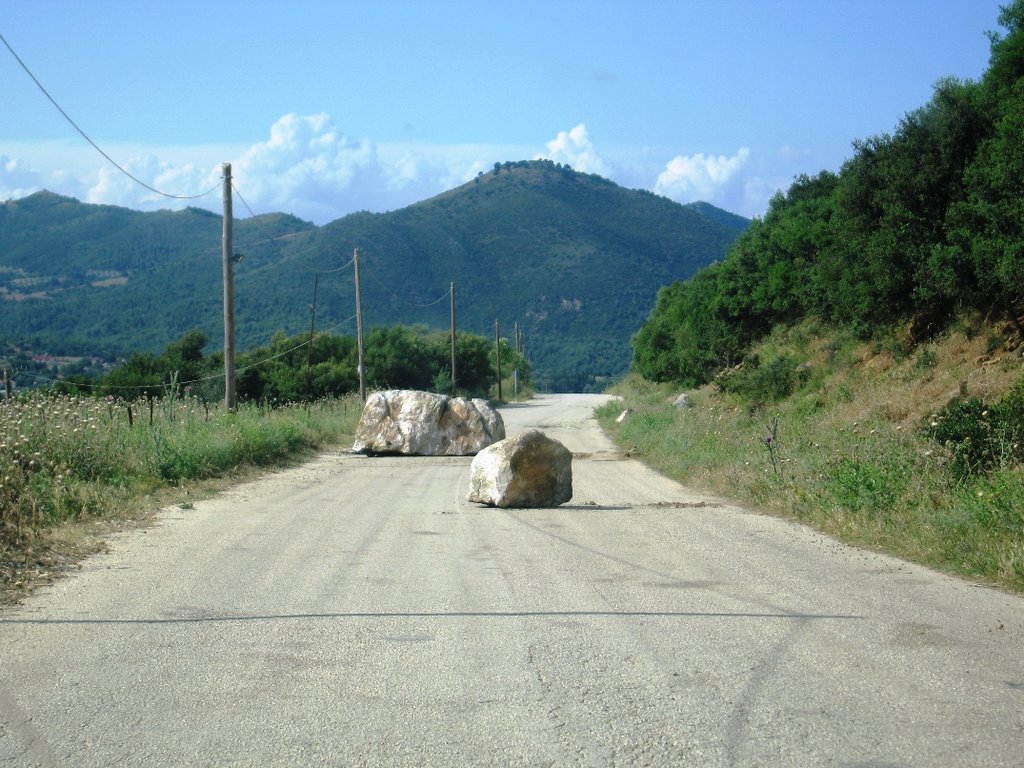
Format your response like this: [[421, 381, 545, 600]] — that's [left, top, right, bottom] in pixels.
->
[[1, 393, 1022, 767]]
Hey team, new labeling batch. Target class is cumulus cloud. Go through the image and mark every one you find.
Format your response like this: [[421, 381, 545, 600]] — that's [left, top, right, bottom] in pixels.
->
[[536, 123, 611, 177], [2, 117, 781, 222], [0, 154, 63, 201], [0, 115, 497, 223], [653, 148, 751, 206], [231, 114, 491, 221], [86, 155, 216, 209], [229, 113, 386, 221]]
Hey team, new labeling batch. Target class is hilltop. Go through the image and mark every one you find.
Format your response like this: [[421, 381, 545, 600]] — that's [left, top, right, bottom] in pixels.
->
[[0, 161, 747, 391]]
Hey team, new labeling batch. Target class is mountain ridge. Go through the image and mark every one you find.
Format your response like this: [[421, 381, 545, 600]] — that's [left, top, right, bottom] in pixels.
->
[[1, 161, 749, 391]]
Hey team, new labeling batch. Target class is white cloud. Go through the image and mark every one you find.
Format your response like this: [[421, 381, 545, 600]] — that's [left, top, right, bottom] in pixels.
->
[[0, 116, 494, 223], [653, 148, 751, 206], [536, 123, 611, 177], [231, 114, 512, 220], [1, 120, 783, 222], [86, 155, 216, 209], [0, 154, 70, 201]]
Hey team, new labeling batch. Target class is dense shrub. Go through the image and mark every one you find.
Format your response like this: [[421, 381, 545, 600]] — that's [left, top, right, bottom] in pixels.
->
[[926, 382, 1024, 478], [632, 2, 1024, 388], [715, 354, 808, 403]]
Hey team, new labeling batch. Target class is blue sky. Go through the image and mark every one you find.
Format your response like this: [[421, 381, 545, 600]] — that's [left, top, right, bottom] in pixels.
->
[[0, 1, 1003, 224]]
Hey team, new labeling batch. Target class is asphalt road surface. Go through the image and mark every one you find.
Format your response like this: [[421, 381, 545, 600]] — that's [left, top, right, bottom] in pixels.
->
[[1, 393, 1022, 767]]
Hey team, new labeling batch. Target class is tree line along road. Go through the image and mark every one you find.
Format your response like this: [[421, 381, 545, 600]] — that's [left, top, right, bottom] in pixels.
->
[[0, 393, 1022, 766]]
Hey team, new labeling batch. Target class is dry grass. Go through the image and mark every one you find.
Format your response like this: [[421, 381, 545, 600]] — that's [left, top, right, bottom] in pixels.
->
[[599, 318, 1024, 593], [1, 393, 363, 604]]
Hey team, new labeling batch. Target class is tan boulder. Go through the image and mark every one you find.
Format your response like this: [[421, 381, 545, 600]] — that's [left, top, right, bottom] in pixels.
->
[[467, 430, 572, 508]]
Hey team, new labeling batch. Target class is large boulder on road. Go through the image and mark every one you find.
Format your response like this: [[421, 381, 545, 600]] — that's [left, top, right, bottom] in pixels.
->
[[467, 430, 572, 508], [352, 389, 504, 456]]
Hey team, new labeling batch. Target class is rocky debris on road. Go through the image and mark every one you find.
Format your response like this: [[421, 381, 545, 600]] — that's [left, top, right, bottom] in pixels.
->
[[352, 389, 505, 456], [467, 430, 572, 508]]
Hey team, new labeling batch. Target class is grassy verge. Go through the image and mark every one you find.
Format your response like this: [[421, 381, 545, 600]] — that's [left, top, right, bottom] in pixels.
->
[[1, 393, 363, 602], [598, 320, 1024, 593]]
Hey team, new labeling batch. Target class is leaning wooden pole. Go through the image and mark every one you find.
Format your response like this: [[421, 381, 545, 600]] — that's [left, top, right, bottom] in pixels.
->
[[354, 247, 366, 402], [221, 162, 236, 411]]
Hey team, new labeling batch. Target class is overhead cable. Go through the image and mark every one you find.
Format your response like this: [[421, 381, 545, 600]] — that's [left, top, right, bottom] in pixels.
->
[[0, 31, 218, 201]]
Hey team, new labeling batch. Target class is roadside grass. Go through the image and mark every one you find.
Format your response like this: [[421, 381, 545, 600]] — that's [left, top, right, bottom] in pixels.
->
[[1, 393, 363, 602], [598, 320, 1024, 593]]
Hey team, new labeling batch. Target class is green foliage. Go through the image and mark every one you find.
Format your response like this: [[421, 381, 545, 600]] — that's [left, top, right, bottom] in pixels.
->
[[2, 161, 746, 394], [633, 172, 837, 385], [825, 457, 908, 513], [632, 3, 1024, 386], [927, 381, 1024, 479], [100, 324, 514, 404], [715, 354, 809, 404]]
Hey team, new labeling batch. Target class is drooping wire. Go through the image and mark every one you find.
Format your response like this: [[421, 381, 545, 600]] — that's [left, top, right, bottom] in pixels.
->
[[410, 289, 451, 308], [0, 31, 219, 201]]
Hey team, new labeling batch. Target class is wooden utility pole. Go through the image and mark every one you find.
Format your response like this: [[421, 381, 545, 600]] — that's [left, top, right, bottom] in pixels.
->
[[221, 162, 236, 411], [354, 247, 366, 402], [512, 321, 519, 402], [305, 272, 319, 399], [495, 319, 502, 402], [449, 282, 457, 396]]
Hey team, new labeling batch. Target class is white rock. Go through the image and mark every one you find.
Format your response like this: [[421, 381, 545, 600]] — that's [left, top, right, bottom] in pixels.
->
[[672, 393, 691, 410], [352, 389, 504, 456], [467, 430, 572, 508], [616, 408, 634, 424]]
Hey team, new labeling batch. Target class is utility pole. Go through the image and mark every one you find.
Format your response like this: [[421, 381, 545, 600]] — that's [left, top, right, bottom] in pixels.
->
[[354, 247, 366, 402], [512, 321, 519, 402], [449, 282, 457, 396], [221, 162, 236, 411], [495, 319, 502, 402], [305, 272, 319, 399]]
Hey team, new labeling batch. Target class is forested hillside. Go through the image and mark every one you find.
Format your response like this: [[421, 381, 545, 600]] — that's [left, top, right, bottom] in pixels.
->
[[633, 1, 1024, 386], [0, 161, 747, 392]]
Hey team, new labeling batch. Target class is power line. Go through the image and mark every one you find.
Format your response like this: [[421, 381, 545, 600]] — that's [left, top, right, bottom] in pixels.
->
[[2, 32, 354, 281], [410, 289, 452, 308], [230, 181, 257, 218], [0, 31, 219, 201]]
